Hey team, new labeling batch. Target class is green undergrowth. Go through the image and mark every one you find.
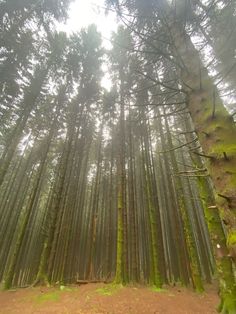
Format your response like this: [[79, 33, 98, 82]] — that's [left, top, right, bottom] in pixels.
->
[[209, 142, 236, 158], [217, 293, 236, 314], [95, 283, 123, 296], [227, 231, 236, 246]]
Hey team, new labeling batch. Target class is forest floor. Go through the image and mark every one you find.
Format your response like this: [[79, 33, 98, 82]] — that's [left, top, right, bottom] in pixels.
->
[[0, 283, 219, 314]]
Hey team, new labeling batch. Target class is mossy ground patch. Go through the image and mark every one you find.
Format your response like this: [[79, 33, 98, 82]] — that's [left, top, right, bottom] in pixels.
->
[[95, 284, 123, 296]]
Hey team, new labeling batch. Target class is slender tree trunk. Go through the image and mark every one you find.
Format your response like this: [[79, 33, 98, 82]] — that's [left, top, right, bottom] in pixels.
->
[[3, 128, 53, 289], [115, 70, 126, 284]]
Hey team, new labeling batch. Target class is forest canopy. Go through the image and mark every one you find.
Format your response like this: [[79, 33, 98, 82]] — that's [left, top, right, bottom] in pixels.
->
[[0, 0, 236, 313]]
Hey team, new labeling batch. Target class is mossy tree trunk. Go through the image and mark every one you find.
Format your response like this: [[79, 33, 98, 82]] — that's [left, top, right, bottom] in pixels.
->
[[164, 113, 204, 292], [171, 23, 236, 231], [115, 81, 126, 284], [140, 111, 163, 287], [182, 111, 236, 313]]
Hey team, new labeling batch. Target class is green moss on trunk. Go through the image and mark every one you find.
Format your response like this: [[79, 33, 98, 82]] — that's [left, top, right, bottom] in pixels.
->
[[35, 241, 50, 286], [179, 199, 204, 293], [146, 178, 162, 288], [114, 198, 123, 284], [198, 178, 236, 313]]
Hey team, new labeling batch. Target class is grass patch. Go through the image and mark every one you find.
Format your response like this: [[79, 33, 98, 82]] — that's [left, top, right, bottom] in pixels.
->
[[35, 291, 60, 304], [31, 285, 79, 305], [150, 286, 167, 293], [59, 285, 77, 292], [95, 284, 123, 296]]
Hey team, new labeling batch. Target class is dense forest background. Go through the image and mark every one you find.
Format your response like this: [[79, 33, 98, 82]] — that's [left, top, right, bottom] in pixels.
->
[[0, 0, 236, 312]]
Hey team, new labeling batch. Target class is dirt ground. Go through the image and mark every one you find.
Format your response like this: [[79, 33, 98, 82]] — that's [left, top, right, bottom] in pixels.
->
[[0, 283, 219, 314]]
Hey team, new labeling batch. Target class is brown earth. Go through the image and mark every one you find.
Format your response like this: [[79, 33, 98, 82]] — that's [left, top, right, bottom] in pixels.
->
[[0, 283, 219, 314]]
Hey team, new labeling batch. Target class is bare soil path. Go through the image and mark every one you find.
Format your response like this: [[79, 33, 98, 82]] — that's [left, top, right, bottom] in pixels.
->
[[0, 283, 219, 313]]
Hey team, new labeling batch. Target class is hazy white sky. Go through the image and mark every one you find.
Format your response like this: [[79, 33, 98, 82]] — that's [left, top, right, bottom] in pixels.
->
[[58, 0, 118, 48], [58, 0, 118, 90]]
